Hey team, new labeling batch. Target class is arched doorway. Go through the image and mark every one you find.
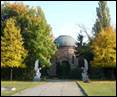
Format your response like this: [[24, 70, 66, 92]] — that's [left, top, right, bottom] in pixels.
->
[[56, 60, 71, 78]]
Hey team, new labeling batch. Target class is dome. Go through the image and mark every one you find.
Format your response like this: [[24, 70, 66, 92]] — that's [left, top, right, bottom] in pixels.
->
[[54, 35, 76, 47]]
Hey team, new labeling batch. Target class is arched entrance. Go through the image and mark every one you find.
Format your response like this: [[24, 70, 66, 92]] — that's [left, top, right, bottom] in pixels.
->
[[56, 61, 71, 78]]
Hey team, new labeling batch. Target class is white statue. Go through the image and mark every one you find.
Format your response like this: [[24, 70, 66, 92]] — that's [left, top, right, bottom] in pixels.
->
[[33, 59, 41, 81], [81, 58, 89, 82]]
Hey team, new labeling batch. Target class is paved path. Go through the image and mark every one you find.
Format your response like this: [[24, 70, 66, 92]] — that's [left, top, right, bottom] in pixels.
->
[[13, 80, 83, 96]]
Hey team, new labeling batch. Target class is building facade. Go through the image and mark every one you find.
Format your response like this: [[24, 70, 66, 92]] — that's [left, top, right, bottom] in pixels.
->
[[48, 35, 79, 76]]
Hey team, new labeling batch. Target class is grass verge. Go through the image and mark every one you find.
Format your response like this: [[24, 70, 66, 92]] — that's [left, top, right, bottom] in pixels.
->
[[1, 81, 46, 96], [77, 80, 116, 96]]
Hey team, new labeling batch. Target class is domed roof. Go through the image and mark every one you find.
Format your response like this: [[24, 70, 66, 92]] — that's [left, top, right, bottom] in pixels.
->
[[54, 35, 76, 47]]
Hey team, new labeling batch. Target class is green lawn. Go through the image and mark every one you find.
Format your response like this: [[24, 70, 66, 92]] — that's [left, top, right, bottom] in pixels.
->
[[77, 81, 116, 96], [1, 81, 46, 96]]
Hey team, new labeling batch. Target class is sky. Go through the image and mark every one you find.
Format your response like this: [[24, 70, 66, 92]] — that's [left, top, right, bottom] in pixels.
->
[[1, 1, 116, 42]]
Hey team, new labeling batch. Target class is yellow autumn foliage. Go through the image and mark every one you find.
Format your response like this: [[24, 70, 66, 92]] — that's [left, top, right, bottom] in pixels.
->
[[91, 26, 116, 68], [1, 18, 27, 68]]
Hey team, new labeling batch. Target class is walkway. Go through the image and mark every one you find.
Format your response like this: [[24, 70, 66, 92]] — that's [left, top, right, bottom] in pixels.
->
[[13, 79, 83, 96]]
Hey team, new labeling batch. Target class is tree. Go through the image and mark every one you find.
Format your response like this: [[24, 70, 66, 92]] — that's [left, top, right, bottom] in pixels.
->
[[91, 26, 116, 68], [92, 1, 111, 36], [75, 25, 93, 60], [27, 7, 57, 77], [1, 2, 57, 80], [1, 2, 29, 34], [1, 2, 36, 80], [1, 18, 27, 80]]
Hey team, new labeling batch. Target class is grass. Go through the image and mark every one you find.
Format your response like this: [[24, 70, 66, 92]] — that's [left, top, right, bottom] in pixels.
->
[[77, 80, 116, 96], [1, 81, 46, 96]]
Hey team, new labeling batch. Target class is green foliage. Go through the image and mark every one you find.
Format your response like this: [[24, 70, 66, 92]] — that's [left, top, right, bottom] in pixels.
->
[[1, 18, 27, 68], [92, 1, 111, 35], [1, 2, 57, 80], [75, 33, 84, 57], [26, 7, 57, 68], [75, 32, 93, 63], [91, 27, 116, 68]]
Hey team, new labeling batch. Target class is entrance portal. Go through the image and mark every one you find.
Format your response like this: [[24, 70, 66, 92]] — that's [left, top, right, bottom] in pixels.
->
[[56, 61, 70, 78]]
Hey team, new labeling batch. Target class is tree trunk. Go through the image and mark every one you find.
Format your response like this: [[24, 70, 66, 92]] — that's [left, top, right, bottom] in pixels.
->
[[10, 68, 13, 81], [111, 69, 115, 80]]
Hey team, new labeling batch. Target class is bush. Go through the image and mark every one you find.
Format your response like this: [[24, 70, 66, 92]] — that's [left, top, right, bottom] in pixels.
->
[[69, 68, 82, 79], [90, 67, 105, 80], [1, 67, 34, 81], [89, 66, 116, 80]]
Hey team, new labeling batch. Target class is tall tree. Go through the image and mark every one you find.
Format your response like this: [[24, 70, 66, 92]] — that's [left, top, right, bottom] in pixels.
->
[[1, 18, 27, 80], [28, 7, 57, 70], [91, 26, 116, 68], [92, 1, 111, 36], [1, 2, 57, 79]]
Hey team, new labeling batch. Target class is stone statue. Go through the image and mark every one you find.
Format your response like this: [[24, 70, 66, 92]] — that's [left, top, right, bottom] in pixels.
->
[[33, 59, 41, 81], [81, 58, 89, 83]]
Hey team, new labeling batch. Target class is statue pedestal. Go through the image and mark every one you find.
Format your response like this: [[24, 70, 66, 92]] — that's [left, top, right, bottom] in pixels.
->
[[82, 72, 89, 83], [33, 76, 41, 81]]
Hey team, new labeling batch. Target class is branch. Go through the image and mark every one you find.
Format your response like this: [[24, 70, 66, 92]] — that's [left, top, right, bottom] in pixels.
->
[[77, 24, 92, 41]]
